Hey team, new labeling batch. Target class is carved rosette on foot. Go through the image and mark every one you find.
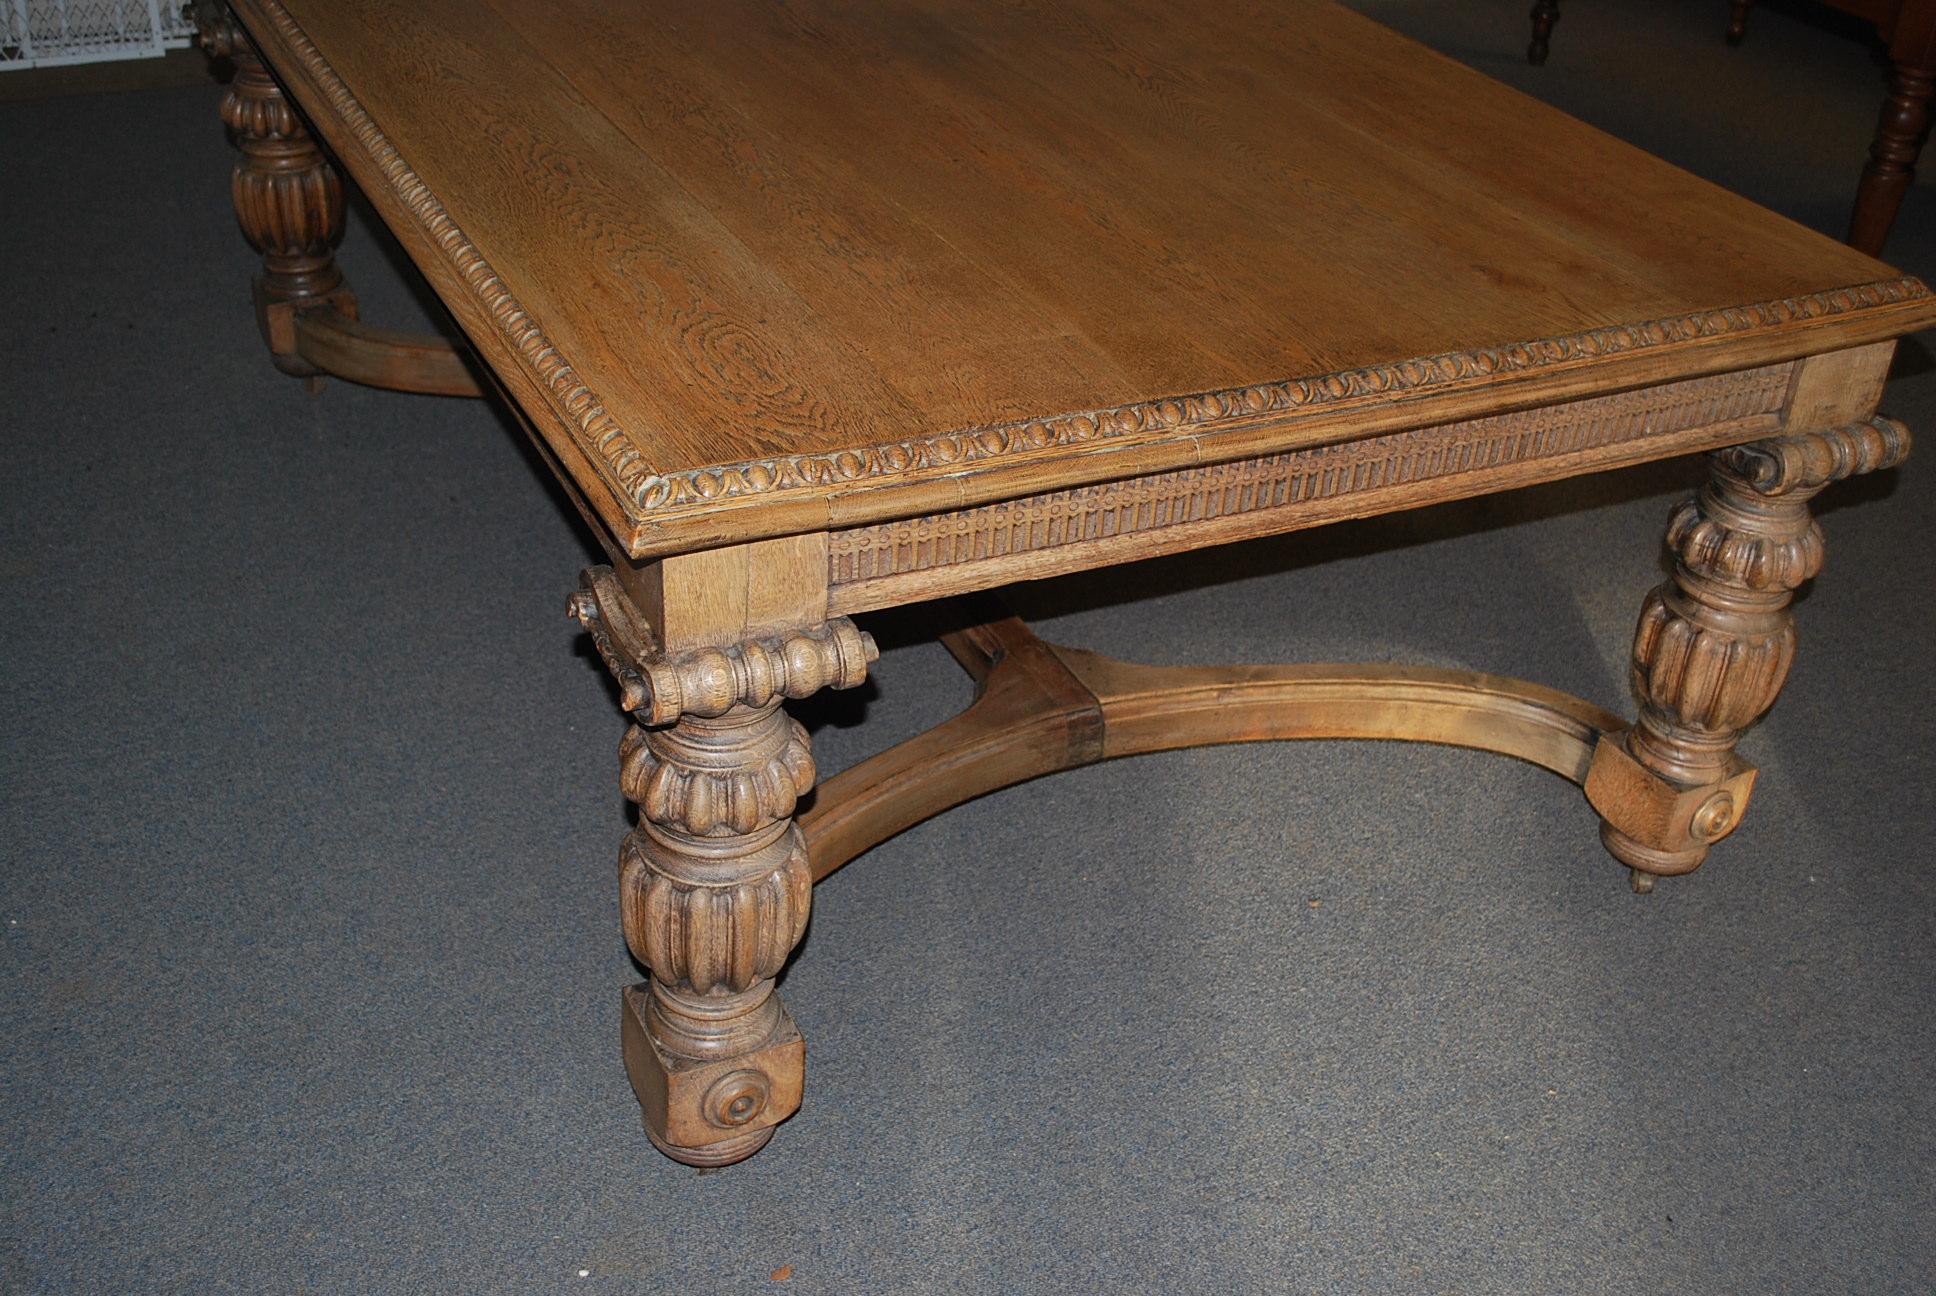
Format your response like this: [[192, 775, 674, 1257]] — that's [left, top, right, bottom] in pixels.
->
[[1588, 417, 1910, 891], [570, 567, 875, 1166], [193, 1, 355, 379]]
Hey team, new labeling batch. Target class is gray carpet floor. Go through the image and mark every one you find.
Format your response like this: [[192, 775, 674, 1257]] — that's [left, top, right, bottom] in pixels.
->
[[3, 1, 1932, 1291]]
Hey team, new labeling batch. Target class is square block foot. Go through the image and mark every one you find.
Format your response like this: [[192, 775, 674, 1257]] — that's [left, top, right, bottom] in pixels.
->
[[620, 983, 804, 1157], [1585, 730, 1756, 863]]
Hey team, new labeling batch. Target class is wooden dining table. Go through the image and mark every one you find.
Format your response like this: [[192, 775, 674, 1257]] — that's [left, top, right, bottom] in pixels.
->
[[190, 0, 1935, 1168]]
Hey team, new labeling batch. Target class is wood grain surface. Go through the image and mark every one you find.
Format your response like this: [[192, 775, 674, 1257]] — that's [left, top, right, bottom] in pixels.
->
[[234, 0, 1936, 556]]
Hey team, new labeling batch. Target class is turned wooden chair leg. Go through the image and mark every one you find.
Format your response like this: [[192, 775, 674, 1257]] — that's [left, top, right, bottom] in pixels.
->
[[1726, 0, 1753, 45], [1528, 0, 1561, 65], [1848, 59, 1933, 257], [192, 2, 356, 388], [571, 568, 875, 1166], [1593, 419, 1910, 892]]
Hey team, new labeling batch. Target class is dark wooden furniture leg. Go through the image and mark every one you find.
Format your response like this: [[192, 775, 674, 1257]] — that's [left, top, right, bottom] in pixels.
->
[[1522, 0, 1928, 258], [1529, 0, 1561, 64], [1849, 56, 1934, 256], [1592, 418, 1911, 891], [1727, 0, 1755, 45]]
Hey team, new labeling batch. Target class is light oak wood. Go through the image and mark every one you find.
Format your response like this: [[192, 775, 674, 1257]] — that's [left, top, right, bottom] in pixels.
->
[[824, 345, 1901, 612], [568, 567, 875, 1166], [289, 308, 482, 399], [826, 362, 1798, 614], [226, 0, 1934, 558], [801, 600, 1105, 881], [803, 611, 1627, 883], [193, 1, 492, 400], [194, 2, 353, 387], [1599, 415, 1911, 886], [1785, 341, 1896, 430], [192, 0, 1932, 1168], [606, 536, 833, 655]]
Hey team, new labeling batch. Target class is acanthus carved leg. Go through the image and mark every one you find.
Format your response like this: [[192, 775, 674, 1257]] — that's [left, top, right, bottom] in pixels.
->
[[1528, 0, 1561, 65], [192, 2, 356, 384], [570, 567, 876, 1166], [1588, 417, 1911, 892]]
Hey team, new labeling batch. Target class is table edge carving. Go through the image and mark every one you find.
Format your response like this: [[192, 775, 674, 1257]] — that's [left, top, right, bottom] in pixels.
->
[[233, 0, 1933, 556]]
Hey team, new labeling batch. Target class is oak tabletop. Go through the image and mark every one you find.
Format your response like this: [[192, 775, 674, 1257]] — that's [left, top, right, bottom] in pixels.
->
[[236, 0, 1936, 556]]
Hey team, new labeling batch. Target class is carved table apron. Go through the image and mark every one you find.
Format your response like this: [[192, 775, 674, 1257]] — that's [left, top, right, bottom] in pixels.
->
[[190, 0, 1936, 1166]]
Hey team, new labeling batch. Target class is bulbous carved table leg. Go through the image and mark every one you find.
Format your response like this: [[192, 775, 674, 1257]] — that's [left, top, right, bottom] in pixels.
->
[[193, 2, 356, 384], [1590, 418, 1910, 892], [570, 567, 876, 1166], [617, 705, 817, 1165]]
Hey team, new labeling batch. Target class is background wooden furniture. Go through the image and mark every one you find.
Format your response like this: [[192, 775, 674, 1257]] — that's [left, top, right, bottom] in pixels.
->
[[1529, 0, 1934, 257], [196, 0, 1934, 1168]]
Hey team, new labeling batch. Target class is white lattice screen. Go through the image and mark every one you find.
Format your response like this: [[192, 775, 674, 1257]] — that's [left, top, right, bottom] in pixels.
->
[[1, 0, 194, 70]]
